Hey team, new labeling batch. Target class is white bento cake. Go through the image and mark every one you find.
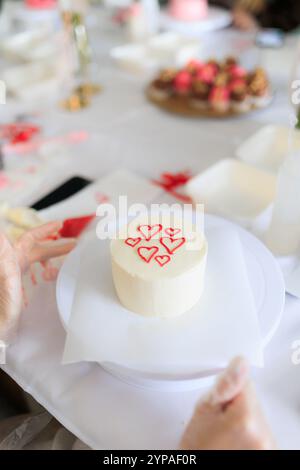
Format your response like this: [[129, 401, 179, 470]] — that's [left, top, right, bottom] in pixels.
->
[[110, 213, 207, 318]]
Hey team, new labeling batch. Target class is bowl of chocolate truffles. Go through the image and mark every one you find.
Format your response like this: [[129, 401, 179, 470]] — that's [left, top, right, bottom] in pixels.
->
[[146, 57, 272, 118]]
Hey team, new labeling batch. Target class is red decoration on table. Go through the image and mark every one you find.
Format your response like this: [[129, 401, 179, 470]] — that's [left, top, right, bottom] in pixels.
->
[[3, 130, 88, 156], [0, 173, 10, 189], [137, 246, 159, 263], [125, 237, 141, 247], [0, 123, 40, 145], [95, 192, 110, 204], [155, 254, 171, 267], [137, 224, 162, 241], [59, 214, 95, 239], [152, 171, 192, 203], [160, 236, 186, 254]]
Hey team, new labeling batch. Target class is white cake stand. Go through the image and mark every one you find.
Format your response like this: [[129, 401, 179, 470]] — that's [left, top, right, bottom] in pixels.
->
[[160, 6, 232, 37], [56, 214, 285, 391]]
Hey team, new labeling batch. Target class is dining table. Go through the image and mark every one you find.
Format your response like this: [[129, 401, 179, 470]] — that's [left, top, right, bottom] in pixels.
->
[[0, 5, 300, 449]]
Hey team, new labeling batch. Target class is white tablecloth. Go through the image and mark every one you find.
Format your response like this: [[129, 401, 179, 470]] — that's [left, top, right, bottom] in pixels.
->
[[1, 11, 300, 449]]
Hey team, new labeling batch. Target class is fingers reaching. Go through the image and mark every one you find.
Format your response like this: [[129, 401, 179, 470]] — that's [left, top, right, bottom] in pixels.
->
[[202, 357, 249, 409], [20, 221, 63, 244], [15, 222, 76, 272], [30, 239, 76, 265], [0, 223, 75, 344], [40, 260, 59, 282]]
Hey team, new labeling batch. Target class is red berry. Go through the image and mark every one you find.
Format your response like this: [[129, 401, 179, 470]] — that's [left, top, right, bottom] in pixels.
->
[[174, 71, 192, 93], [229, 65, 247, 79], [196, 64, 218, 84]]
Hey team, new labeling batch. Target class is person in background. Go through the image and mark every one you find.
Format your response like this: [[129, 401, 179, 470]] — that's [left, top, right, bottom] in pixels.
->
[[0, 224, 276, 449], [212, 0, 300, 32]]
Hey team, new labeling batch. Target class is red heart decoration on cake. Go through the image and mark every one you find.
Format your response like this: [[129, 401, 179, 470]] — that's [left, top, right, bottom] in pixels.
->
[[137, 224, 162, 241], [125, 237, 141, 247], [160, 237, 186, 254], [138, 246, 159, 263], [165, 227, 181, 237], [155, 255, 171, 267]]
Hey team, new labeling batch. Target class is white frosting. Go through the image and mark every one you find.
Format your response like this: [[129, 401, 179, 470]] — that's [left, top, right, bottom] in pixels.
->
[[111, 214, 207, 318]]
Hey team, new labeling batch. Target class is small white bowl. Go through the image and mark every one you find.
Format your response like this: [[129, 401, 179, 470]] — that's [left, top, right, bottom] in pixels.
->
[[147, 32, 182, 54], [110, 33, 200, 74], [186, 159, 277, 227], [110, 44, 156, 74], [147, 32, 199, 67], [0, 28, 51, 60], [3, 61, 61, 100], [236, 125, 300, 174]]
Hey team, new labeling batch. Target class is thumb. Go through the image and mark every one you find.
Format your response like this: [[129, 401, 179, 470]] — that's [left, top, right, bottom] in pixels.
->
[[202, 357, 249, 409]]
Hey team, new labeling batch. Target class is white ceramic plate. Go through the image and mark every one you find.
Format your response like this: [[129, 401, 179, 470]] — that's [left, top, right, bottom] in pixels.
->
[[56, 214, 285, 390]]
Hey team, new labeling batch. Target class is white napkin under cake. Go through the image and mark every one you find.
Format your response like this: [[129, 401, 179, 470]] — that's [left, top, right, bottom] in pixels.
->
[[62, 226, 263, 372]]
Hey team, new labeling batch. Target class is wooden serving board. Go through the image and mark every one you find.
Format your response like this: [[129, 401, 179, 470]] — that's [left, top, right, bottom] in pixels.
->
[[146, 85, 269, 119]]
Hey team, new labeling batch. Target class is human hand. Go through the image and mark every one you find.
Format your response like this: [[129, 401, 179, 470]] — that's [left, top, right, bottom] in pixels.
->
[[180, 357, 276, 450], [0, 222, 76, 343]]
